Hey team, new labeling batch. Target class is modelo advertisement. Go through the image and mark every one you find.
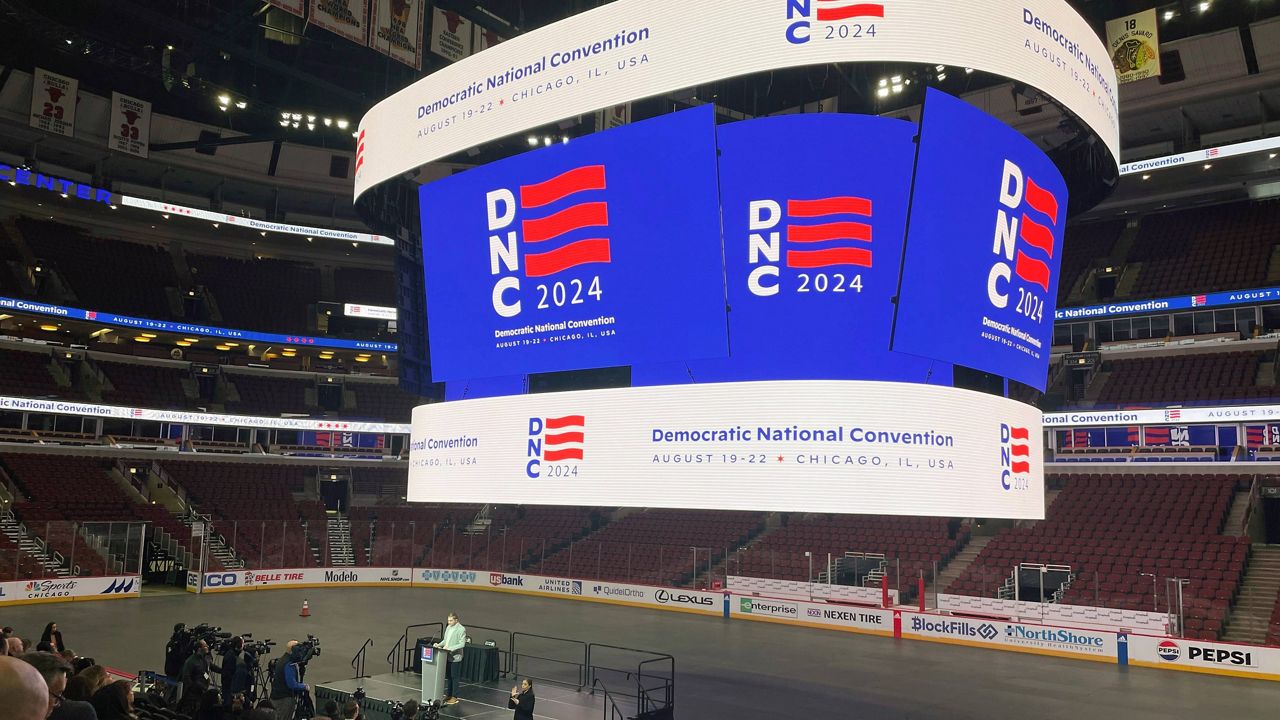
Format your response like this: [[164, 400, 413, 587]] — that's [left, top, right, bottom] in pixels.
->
[[0, 575, 141, 606], [633, 113, 946, 387], [733, 596, 893, 635], [419, 105, 728, 381], [900, 611, 1115, 660], [201, 568, 412, 591], [892, 89, 1068, 391], [409, 379, 1045, 519]]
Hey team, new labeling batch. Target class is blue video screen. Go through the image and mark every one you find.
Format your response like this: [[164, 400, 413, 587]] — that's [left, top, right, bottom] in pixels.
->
[[891, 89, 1067, 390], [634, 112, 946, 387], [418, 105, 729, 382]]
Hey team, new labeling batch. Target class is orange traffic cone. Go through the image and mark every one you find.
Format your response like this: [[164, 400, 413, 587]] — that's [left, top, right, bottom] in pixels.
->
[[300, 599, 311, 617]]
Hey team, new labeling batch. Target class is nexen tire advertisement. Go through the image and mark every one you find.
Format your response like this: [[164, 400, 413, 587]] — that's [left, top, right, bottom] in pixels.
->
[[409, 380, 1045, 519]]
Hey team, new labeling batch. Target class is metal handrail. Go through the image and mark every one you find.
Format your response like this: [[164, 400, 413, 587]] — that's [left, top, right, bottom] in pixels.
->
[[466, 624, 513, 675], [350, 638, 373, 679], [590, 678, 626, 720], [512, 632, 587, 690], [386, 622, 443, 672]]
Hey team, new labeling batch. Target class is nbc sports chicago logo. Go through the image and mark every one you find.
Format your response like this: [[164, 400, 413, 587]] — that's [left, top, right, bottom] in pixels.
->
[[748, 194, 872, 297], [526, 415, 585, 478], [785, 0, 885, 45], [488, 165, 610, 318]]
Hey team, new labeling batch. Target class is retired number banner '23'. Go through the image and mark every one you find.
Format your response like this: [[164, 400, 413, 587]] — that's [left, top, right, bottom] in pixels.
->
[[408, 380, 1045, 520], [418, 105, 728, 381]]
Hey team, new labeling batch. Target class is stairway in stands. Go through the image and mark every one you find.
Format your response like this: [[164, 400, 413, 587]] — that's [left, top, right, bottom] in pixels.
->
[[328, 515, 355, 567], [0, 512, 71, 577], [925, 535, 993, 603], [1222, 546, 1280, 644]]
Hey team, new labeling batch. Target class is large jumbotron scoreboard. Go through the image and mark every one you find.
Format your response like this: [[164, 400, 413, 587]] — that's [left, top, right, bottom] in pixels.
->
[[351, 0, 1121, 520]]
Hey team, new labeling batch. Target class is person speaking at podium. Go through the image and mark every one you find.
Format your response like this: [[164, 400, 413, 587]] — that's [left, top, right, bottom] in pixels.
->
[[432, 613, 465, 706], [508, 678, 535, 720]]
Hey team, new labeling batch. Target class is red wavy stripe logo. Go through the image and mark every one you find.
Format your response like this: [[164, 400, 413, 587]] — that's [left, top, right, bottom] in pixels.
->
[[525, 238, 612, 278], [545, 415, 585, 429], [1010, 444, 1030, 457], [1009, 427, 1030, 441], [787, 221, 872, 243], [355, 130, 366, 173], [543, 448, 585, 462], [1024, 177, 1059, 223], [815, 3, 885, 21], [786, 247, 872, 269], [1010, 461, 1031, 474], [1014, 250, 1050, 292], [544, 431, 584, 445], [520, 165, 606, 208], [787, 196, 872, 218], [521, 202, 609, 243], [1018, 214, 1055, 258]]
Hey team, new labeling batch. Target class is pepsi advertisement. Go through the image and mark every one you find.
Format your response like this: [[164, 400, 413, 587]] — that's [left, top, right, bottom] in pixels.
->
[[634, 113, 946, 386], [891, 89, 1067, 391], [418, 105, 729, 381]]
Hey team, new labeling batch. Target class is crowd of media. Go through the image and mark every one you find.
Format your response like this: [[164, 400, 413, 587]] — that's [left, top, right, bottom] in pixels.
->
[[0, 620, 431, 720]]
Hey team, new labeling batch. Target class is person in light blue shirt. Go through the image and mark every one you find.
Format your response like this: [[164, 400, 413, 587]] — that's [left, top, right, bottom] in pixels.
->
[[433, 613, 466, 706]]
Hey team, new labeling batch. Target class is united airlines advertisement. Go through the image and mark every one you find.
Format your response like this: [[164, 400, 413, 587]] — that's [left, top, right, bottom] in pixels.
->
[[892, 89, 1068, 390], [408, 380, 1045, 519], [419, 105, 728, 381]]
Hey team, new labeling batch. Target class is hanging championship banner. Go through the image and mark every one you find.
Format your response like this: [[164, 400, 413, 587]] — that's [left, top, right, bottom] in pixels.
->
[[310, 0, 368, 45], [472, 24, 503, 54], [108, 92, 152, 159], [371, 0, 424, 69], [596, 103, 631, 132], [29, 68, 78, 138], [1106, 8, 1160, 83], [429, 6, 472, 62], [269, 0, 305, 16]]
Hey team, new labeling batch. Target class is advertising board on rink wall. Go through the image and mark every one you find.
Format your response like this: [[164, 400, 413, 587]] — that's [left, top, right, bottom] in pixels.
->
[[0, 575, 140, 606], [733, 595, 894, 636], [200, 567, 412, 592]]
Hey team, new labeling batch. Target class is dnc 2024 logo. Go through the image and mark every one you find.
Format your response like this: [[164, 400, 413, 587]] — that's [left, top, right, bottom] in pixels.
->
[[526, 415, 585, 478], [785, 0, 884, 45], [747, 195, 871, 297], [488, 165, 611, 318], [999, 423, 1031, 491], [987, 159, 1062, 324]]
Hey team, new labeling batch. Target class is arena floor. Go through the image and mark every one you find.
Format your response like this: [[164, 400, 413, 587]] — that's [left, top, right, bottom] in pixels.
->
[[6, 587, 1279, 719]]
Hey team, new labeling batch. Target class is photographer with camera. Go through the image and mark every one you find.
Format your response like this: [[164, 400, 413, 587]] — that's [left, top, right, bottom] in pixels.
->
[[220, 636, 254, 709], [179, 640, 221, 715], [269, 640, 310, 720]]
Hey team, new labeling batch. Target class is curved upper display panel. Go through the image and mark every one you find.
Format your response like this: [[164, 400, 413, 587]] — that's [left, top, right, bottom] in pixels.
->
[[355, 0, 1118, 200]]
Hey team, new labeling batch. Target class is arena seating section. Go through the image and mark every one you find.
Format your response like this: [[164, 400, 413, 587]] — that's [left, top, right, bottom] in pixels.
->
[[537, 509, 766, 586], [187, 253, 322, 334], [349, 504, 480, 567], [158, 460, 318, 568], [1125, 200, 1280, 299], [1095, 351, 1278, 405], [737, 515, 967, 590], [0, 347, 68, 398], [0, 452, 191, 576], [334, 267, 396, 307], [947, 473, 1246, 640], [17, 218, 179, 318], [225, 372, 314, 416], [346, 381, 429, 422], [1057, 219, 1125, 302], [99, 359, 190, 408]]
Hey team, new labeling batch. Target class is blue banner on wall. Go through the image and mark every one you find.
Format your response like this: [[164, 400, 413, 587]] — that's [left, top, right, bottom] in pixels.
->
[[0, 296, 397, 351], [892, 89, 1067, 391], [1056, 287, 1280, 322], [419, 105, 729, 382], [633, 113, 945, 386]]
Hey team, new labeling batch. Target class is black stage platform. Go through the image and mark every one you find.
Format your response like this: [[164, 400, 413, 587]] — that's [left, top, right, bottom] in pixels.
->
[[318, 671, 606, 720]]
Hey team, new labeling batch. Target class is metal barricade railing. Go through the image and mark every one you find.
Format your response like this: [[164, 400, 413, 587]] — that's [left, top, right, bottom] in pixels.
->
[[387, 622, 443, 673], [351, 638, 373, 680], [511, 632, 587, 690]]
